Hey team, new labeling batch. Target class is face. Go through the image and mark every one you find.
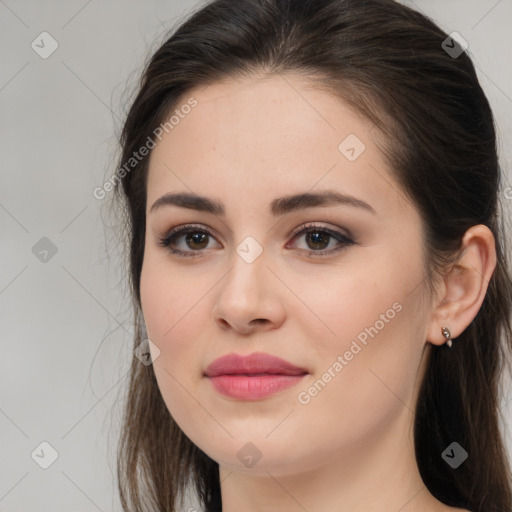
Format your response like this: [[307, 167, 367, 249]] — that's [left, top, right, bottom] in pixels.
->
[[140, 72, 433, 476]]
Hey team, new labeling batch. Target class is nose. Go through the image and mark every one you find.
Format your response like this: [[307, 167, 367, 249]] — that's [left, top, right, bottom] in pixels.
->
[[212, 248, 286, 335]]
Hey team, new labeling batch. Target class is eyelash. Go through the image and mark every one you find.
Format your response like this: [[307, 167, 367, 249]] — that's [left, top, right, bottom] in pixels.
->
[[157, 222, 355, 259]]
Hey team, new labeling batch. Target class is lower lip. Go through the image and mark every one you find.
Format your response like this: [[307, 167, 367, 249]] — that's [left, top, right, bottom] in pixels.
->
[[207, 374, 307, 400]]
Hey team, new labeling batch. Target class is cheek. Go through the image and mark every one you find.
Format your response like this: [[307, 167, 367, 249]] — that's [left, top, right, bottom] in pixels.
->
[[139, 250, 213, 380], [294, 249, 427, 410], [140, 261, 210, 435], [141, 244, 200, 337], [287, 253, 409, 350], [293, 296, 425, 456], [140, 264, 204, 360]]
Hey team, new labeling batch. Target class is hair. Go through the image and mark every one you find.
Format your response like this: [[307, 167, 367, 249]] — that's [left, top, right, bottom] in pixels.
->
[[109, 0, 512, 510]]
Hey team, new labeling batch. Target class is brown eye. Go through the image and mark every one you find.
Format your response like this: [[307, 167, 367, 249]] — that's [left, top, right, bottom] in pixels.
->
[[184, 231, 209, 250], [157, 225, 220, 258], [158, 222, 354, 259], [304, 231, 331, 250], [288, 223, 354, 256]]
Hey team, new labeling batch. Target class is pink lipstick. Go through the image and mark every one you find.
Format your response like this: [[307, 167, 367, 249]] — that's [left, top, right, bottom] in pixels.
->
[[204, 352, 308, 400]]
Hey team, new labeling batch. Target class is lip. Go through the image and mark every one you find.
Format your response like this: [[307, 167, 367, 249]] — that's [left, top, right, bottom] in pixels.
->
[[204, 352, 308, 400]]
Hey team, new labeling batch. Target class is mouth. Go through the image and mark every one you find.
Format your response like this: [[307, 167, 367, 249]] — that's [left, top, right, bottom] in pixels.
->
[[204, 352, 308, 400]]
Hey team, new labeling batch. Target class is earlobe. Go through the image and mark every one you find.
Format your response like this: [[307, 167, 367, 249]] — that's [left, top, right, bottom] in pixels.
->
[[427, 224, 497, 347]]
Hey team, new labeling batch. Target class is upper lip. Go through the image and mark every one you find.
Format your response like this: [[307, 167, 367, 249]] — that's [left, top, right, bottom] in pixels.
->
[[204, 352, 308, 377]]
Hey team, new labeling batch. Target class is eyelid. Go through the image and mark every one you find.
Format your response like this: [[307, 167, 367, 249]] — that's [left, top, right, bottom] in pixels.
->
[[287, 221, 353, 241]]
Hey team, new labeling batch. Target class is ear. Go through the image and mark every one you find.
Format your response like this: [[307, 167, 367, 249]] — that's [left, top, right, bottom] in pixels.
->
[[427, 224, 497, 346]]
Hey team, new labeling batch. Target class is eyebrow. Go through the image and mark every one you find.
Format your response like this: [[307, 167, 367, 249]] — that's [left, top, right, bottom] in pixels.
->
[[149, 190, 377, 216]]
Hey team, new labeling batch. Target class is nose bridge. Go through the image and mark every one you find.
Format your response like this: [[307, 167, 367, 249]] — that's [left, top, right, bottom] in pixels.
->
[[212, 233, 275, 324], [224, 234, 268, 295]]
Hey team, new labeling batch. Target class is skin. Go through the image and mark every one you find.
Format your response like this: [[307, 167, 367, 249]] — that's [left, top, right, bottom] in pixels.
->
[[139, 71, 495, 512]]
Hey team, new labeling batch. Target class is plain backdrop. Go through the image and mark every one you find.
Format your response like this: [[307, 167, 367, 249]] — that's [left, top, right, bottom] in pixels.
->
[[1, 1, 512, 511]]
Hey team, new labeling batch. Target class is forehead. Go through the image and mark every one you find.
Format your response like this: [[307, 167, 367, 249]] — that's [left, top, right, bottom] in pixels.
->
[[160, 73, 371, 162], [146, 72, 411, 220]]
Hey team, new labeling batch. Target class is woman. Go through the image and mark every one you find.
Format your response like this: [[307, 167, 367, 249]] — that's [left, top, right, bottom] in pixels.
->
[[111, 0, 512, 510]]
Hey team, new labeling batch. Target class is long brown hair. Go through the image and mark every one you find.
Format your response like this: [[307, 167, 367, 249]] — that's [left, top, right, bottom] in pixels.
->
[[110, 0, 512, 510]]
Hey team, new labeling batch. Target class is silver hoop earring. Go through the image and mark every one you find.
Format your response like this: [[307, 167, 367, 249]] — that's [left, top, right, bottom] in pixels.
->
[[441, 326, 452, 348]]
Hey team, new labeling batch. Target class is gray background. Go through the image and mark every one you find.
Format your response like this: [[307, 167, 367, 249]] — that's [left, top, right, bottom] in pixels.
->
[[1, 1, 511, 511]]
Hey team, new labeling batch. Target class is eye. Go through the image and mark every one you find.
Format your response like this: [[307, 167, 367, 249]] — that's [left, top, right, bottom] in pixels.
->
[[157, 222, 354, 258], [157, 224, 220, 258], [287, 222, 354, 256]]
